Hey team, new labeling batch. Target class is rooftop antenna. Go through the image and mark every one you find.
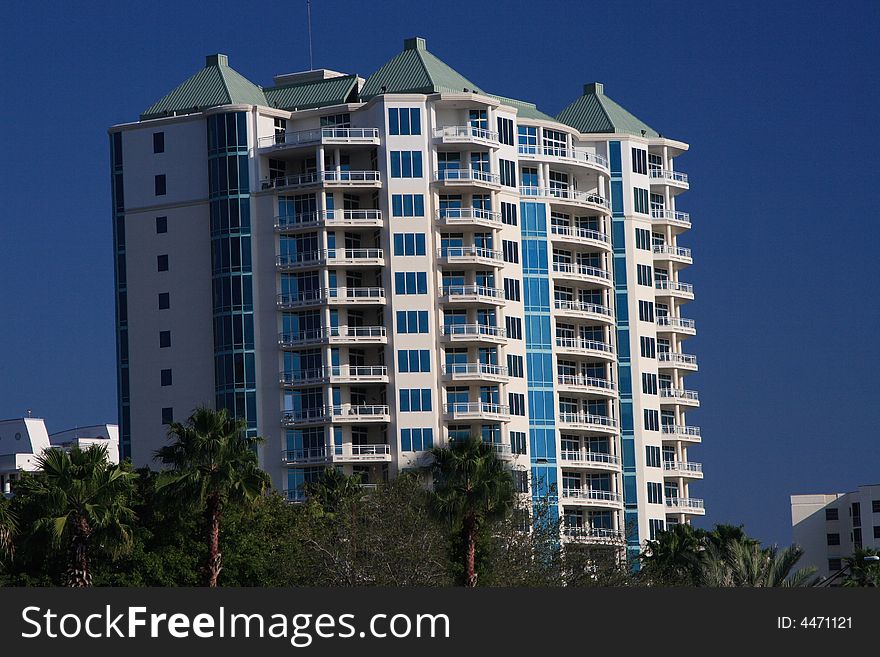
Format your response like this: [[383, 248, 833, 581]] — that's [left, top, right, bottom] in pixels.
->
[[307, 0, 314, 71]]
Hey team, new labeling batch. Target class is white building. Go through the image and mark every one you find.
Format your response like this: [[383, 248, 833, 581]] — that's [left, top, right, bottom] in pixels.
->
[[108, 38, 702, 552], [0, 418, 119, 494], [791, 485, 880, 578]]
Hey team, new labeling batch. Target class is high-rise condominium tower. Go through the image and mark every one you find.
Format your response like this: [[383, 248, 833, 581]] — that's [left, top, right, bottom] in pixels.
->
[[109, 37, 702, 554]]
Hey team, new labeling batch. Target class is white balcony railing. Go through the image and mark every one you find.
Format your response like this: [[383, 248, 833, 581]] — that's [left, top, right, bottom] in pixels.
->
[[552, 261, 611, 281], [651, 209, 691, 225], [435, 208, 502, 224], [558, 412, 619, 430], [656, 316, 696, 331], [276, 249, 383, 267], [444, 402, 510, 417], [658, 352, 698, 367], [330, 404, 390, 419], [517, 145, 609, 169], [556, 374, 617, 392], [560, 450, 621, 467], [650, 169, 689, 185], [663, 461, 703, 475], [259, 127, 379, 148], [434, 168, 500, 185], [433, 125, 499, 142], [561, 489, 623, 504], [438, 246, 503, 261], [655, 280, 694, 295], [263, 170, 381, 190], [278, 325, 386, 346], [653, 244, 692, 259], [275, 209, 383, 230], [519, 186, 610, 209], [666, 497, 705, 511], [550, 224, 610, 245], [441, 284, 505, 301], [662, 425, 702, 439], [440, 324, 507, 340], [659, 388, 700, 403], [554, 299, 613, 318], [555, 337, 614, 355], [442, 362, 508, 377], [562, 526, 624, 542]]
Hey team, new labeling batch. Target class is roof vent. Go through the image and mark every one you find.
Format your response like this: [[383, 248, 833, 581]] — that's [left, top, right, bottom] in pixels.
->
[[206, 54, 229, 68], [583, 82, 604, 95], [403, 37, 426, 51]]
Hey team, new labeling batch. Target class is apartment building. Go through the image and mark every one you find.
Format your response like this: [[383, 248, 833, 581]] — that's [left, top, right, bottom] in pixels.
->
[[791, 485, 880, 579], [109, 37, 701, 551]]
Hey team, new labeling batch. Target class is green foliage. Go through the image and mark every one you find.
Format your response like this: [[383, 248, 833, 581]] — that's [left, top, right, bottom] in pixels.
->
[[841, 548, 880, 587]]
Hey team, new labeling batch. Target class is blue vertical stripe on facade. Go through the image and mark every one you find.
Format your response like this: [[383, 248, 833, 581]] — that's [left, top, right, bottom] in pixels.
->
[[610, 141, 640, 553], [207, 112, 257, 435], [110, 131, 130, 459], [520, 201, 558, 522]]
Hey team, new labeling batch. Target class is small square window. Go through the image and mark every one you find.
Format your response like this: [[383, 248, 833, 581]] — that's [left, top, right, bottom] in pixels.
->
[[154, 174, 166, 196], [825, 508, 839, 521], [158, 292, 170, 309], [872, 500, 880, 513], [828, 558, 842, 572], [157, 254, 169, 272], [159, 331, 171, 348], [160, 369, 172, 386], [161, 407, 173, 425], [826, 533, 840, 546], [874, 526, 880, 539], [153, 132, 165, 154], [156, 216, 167, 233]]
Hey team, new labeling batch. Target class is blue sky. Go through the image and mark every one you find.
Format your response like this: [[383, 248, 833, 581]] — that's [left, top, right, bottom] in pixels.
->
[[1, 0, 878, 547]]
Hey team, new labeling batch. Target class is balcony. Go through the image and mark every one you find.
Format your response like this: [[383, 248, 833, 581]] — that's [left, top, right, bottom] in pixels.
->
[[281, 408, 331, 426], [554, 299, 614, 323], [655, 279, 694, 300], [557, 412, 619, 434], [435, 208, 502, 229], [519, 186, 610, 214], [651, 209, 691, 229], [283, 488, 308, 503], [330, 404, 390, 423], [665, 497, 706, 515], [433, 168, 501, 189], [279, 365, 389, 387], [658, 351, 698, 372], [437, 246, 503, 267], [656, 316, 696, 336], [332, 443, 392, 463], [488, 442, 515, 461], [560, 488, 623, 509], [661, 425, 702, 444], [440, 284, 505, 306], [652, 244, 693, 265], [443, 402, 511, 422], [560, 449, 621, 472], [328, 248, 385, 267], [258, 127, 380, 150], [442, 362, 509, 383], [433, 125, 499, 148], [276, 251, 325, 270], [276, 289, 326, 309], [551, 261, 612, 287], [278, 326, 387, 348], [650, 168, 689, 190], [439, 324, 507, 345], [555, 337, 615, 360], [262, 170, 382, 192], [663, 461, 704, 479], [659, 388, 700, 407], [561, 526, 625, 545], [556, 374, 617, 398], [517, 144, 609, 173], [328, 287, 386, 305], [275, 209, 384, 232], [550, 224, 611, 250], [281, 446, 330, 465]]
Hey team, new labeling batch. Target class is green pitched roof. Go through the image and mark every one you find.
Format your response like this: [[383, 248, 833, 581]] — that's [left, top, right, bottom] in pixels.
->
[[264, 75, 358, 111], [141, 54, 266, 120], [556, 83, 659, 137], [360, 37, 484, 100]]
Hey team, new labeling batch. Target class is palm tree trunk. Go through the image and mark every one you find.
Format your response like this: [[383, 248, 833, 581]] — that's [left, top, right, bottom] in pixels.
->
[[206, 495, 222, 587], [464, 515, 477, 587], [67, 516, 92, 587]]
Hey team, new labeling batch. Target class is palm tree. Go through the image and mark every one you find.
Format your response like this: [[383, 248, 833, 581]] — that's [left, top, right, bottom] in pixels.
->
[[0, 496, 17, 562], [639, 523, 706, 585], [155, 407, 270, 587], [429, 436, 515, 587], [699, 540, 818, 587], [841, 548, 880, 587], [305, 468, 365, 516], [25, 445, 137, 587]]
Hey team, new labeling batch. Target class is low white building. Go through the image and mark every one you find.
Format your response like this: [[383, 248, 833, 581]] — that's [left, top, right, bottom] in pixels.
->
[[791, 484, 880, 578], [0, 418, 119, 494]]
